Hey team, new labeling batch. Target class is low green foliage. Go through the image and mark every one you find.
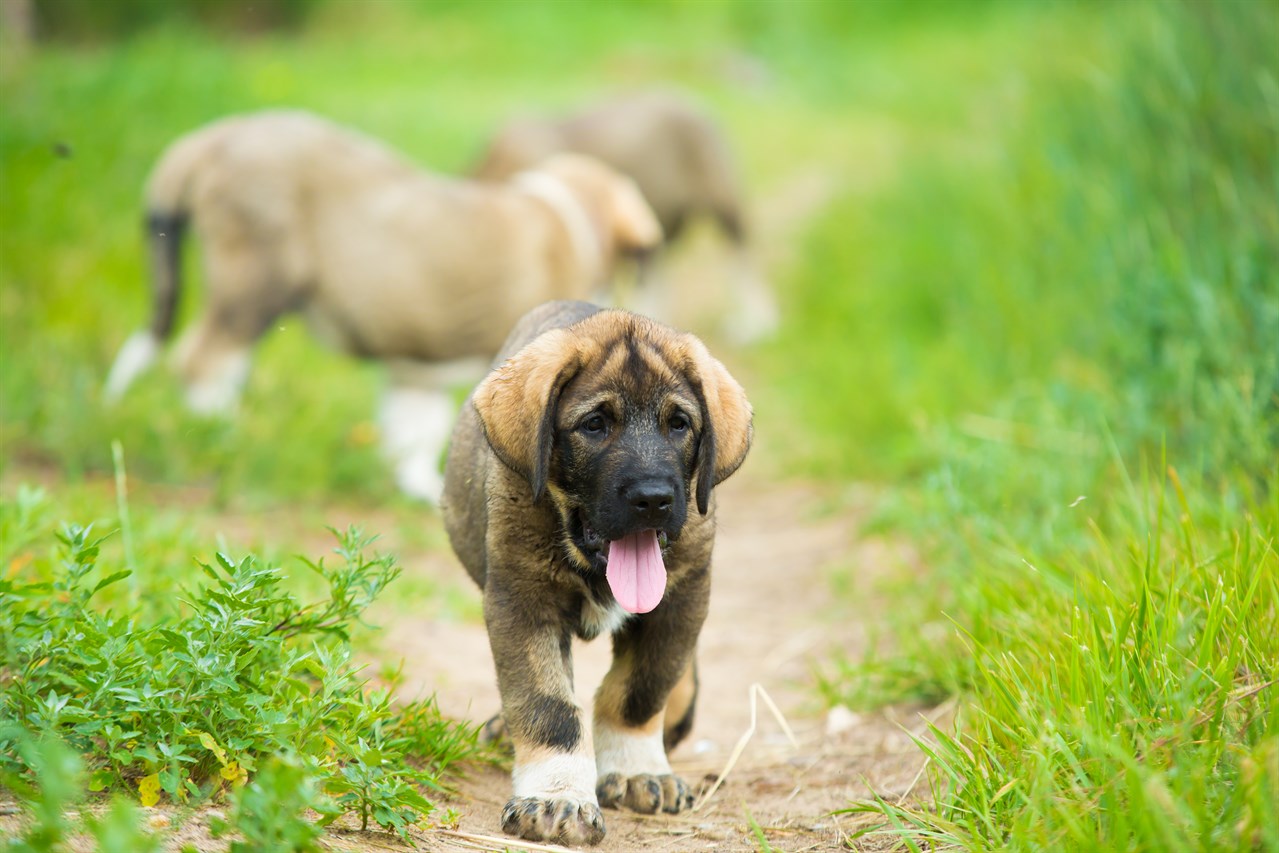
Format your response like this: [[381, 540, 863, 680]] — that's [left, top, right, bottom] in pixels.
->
[[789, 1, 1279, 850], [1, 732, 84, 851], [211, 753, 331, 853], [1, 734, 160, 853], [0, 491, 483, 843]]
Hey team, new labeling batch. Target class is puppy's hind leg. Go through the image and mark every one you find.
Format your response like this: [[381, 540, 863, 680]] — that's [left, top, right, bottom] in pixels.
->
[[378, 380, 455, 504], [379, 386, 452, 504], [379, 359, 486, 503], [663, 659, 698, 752], [172, 320, 253, 416], [173, 224, 308, 416], [711, 207, 778, 345]]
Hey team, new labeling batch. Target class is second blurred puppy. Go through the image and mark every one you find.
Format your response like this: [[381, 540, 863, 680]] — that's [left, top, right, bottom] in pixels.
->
[[474, 91, 777, 344], [105, 110, 661, 501]]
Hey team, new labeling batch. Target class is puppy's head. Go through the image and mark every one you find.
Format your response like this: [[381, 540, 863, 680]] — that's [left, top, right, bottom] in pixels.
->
[[529, 154, 662, 256], [473, 311, 751, 613]]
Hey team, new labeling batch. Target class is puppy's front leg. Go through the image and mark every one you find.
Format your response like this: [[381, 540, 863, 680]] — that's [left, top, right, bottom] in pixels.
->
[[594, 568, 709, 815], [484, 580, 606, 846]]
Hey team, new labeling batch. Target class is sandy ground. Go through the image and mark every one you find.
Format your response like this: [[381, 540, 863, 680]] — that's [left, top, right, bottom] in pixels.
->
[[0, 468, 943, 853], [374, 471, 944, 853]]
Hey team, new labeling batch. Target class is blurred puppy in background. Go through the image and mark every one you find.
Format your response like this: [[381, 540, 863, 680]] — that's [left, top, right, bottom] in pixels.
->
[[105, 109, 661, 502], [473, 90, 778, 344]]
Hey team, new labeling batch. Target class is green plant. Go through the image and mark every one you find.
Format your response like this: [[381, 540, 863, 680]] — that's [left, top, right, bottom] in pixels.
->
[[1, 732, 161, 853], [0, 499, 483, 841], [211, 752, 335, 853], [324, 735, 433, 838], [842, 471, 1278, 851], [744, 806, 778, 853], [84, 796, 163, 853], [0, 732, 82, 851]]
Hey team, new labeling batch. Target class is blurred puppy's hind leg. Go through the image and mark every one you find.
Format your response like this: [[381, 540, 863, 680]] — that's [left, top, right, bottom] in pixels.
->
[[104, 330, 162, 403]]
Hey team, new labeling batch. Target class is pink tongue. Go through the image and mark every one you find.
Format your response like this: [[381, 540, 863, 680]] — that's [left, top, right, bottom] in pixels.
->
[[605, 530, 667, 614]]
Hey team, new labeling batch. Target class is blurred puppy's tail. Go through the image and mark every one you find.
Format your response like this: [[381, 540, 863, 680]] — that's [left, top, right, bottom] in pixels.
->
[[105, 122, 225, 403], [103, 206, 183, 401], [142, 120, 231, 342]]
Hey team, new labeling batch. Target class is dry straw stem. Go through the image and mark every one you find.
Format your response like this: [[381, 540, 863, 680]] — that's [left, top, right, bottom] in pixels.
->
[[694, 683, 799, 812], [435, 828, 582, 852]]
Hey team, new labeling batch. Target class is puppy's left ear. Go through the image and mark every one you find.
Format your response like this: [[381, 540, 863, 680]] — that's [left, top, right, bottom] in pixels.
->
[[609, 175, 663, 252], [684, 337, 753, 515], [472, 330, 580, 501]]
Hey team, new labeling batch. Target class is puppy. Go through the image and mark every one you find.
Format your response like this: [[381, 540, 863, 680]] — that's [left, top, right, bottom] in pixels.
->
[[442, 300, 752, 845], [473, 91, 778, 343], [104, 110, 661, 500]]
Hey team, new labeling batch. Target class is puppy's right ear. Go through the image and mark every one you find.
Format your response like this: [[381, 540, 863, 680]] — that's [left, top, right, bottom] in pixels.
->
[[683, 336, 753, 515], [472, 330, 580, 501]]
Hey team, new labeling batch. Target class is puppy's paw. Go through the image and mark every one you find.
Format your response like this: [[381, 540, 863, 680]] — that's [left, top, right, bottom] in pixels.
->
[[596, 771, 694, 814], [500, 796, 607, 846]]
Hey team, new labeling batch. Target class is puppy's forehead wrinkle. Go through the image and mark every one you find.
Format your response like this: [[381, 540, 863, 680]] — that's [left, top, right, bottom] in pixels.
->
[[563, 342, 690, 411]]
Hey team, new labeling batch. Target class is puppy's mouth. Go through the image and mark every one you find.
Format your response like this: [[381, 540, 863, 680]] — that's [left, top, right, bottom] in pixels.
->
[[570, 510, 671, 615]]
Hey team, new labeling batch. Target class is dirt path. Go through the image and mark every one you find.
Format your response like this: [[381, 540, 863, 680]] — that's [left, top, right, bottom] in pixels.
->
[[0, 467, 938, 852], [351, 469, 937, 853]]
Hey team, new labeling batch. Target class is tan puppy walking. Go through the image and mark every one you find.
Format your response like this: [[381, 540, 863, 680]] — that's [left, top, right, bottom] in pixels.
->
[[105, 110, 661, 500]]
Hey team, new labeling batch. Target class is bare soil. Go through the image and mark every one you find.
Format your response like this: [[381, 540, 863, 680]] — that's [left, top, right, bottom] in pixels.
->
[[0, 466, 941, 853], [377, 471, 942, 853], [237, 469, 943, 853]]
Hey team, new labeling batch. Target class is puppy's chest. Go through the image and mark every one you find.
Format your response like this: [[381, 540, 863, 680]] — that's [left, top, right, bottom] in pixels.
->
[[576, 595, 632, 640]]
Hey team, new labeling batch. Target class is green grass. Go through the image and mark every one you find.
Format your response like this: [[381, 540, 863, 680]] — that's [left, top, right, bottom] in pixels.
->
[[830, 468, 1278, 850], [775, 1, 1279, 849], [2, 0, 1277, 849]]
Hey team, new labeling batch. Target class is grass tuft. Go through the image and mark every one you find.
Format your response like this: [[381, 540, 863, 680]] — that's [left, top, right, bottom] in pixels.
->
[[799, 2, 1279, 848]]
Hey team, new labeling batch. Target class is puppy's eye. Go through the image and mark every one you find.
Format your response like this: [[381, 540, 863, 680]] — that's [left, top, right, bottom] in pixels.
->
[[669, 412, 691, 433], [581, 413, 608, 436]]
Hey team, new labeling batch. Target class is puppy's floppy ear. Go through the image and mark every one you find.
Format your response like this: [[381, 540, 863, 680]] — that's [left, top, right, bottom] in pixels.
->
[[609, 175, 663, 251], [472, 330, 580, 501], [683, 336, 753, 515]]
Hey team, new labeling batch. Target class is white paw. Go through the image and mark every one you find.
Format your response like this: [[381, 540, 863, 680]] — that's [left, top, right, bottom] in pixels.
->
[[104, 331, 161, 403]]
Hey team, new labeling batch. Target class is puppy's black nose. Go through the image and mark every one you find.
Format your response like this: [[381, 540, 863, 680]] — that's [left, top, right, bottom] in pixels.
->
[[626, 479, 675, 525]]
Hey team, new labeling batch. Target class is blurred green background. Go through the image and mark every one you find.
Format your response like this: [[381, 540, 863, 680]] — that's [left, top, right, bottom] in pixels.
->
[[2, 0, 1273, 506], [2, 0, 1277, 849]]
